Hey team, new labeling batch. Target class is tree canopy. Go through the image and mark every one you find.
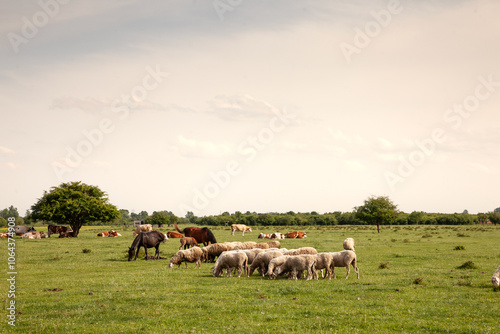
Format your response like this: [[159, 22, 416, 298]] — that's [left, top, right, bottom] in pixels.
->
[[354, 195, 398, 233], [29, 181, 119, 237]]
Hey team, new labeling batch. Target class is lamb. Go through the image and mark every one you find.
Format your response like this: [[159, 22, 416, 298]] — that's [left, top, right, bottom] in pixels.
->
[[492, 265, 500, 288], [343, 238, 355, 252], [273, 254, 318, 280], [247, 250, 284, 277], [168, 246, 204, 269], [328, 250, 359, 280], [313, 253, 335, 279], [283, 247, 318, 256], [212, 251, 248, 278], [267, 255, 290, 279], [179, 237, 199, 250]]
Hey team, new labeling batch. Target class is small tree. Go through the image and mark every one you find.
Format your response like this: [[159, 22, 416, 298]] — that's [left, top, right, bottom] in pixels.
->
[[29, 182, 119, 237], [354, 195, 398, 233]]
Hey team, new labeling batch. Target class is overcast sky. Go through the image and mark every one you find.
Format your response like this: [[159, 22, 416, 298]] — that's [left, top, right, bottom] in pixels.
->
[[1, 0, 499, 217]]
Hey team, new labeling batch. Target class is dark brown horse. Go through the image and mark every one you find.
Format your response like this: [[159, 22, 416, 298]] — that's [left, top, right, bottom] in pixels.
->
[[128, 231, 167, 261], [174, 222, 217, 246]]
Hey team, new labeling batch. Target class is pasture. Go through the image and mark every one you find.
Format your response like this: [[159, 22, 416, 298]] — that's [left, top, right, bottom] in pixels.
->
[[2, 224, 500, 333]]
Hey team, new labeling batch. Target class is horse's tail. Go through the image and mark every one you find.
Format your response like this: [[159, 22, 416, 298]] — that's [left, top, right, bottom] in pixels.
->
[[204, 228, 217, 244], [174, 221, 184, 234]]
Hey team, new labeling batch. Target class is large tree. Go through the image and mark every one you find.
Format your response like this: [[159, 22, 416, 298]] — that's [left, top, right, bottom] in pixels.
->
[[30, 181, 119, 237], [354, 195, 398, 233]]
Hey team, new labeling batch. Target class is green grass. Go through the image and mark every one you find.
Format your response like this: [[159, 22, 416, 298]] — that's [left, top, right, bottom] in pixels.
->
[[2, 224, 500, 333]]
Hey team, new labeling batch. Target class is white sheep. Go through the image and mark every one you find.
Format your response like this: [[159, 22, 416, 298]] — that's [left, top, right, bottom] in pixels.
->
[[313, 253, 335, 279], [283, 247, 318, 256], [273, 254, 317, 280], [168, 247, 204, 269], [212, 251, 248, 278], [267, 255, 290, 279], [343, 238, 355, 252], [328, 250, 359, 280], [492, 265, 500, 288], [247, 250, 284, 277]]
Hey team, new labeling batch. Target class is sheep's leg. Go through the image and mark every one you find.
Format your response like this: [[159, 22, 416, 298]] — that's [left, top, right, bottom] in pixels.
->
[[332, 267, 336, 279], [345, 264, 350, 279], [237, 266, 242, 278], [353, 260, 359, 279]]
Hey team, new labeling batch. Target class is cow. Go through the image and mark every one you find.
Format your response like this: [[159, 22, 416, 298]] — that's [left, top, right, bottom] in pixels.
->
[[47, 225, 72, 237], [21, 232, 37, 239], [108, 231, 122, 237], [0, 232, 9, 238], [285, 231, 307, 239], [167, 231, 183, 238], [231, 224, 252, 236], [258, 233, 272, 239], [14, 226, 35, 236], [270, 233, 285, 239], [97, 232, 110, 237], [133, 224, 153, 236], [59, 231, 75, 238]]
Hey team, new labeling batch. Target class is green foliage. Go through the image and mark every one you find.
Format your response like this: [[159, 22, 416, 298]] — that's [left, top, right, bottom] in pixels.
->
[[146, 211, 177, 227], [0, 205, 20, 219], [11, 224, 500, 333], [354, 195, 398, 232], [29, 181, 119, 237]]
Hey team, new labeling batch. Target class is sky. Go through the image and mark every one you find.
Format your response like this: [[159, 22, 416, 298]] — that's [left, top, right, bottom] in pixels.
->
[[1, 0, 499, 217]]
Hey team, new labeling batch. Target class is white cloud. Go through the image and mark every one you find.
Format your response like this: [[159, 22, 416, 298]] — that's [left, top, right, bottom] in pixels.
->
[[175, 135, 233, 159]]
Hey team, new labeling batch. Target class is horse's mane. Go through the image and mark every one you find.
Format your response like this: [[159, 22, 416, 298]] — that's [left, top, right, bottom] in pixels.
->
[[202, 227, 217, 244]]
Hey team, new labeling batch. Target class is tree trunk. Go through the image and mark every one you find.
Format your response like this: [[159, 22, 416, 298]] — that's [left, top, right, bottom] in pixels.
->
[[377, 221, 381, 233]]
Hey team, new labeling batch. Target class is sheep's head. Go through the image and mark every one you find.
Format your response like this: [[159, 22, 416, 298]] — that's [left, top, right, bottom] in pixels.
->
[[492, 276, 500, 287]]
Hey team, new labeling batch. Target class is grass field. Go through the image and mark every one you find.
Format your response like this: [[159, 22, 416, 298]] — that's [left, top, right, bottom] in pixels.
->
[[2, 224, 499, 333]]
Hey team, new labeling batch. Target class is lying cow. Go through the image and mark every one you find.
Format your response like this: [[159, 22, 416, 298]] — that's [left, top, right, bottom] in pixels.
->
[[285, 231, 307, 239], [47, 225, 72, 237], [97, 231, 122, 237], [258, 233, 271, 239], [15, 226, 35, 236], [231, 224, 252, 236], [133, 224, 153, 236], [167, 231, 183, 238]]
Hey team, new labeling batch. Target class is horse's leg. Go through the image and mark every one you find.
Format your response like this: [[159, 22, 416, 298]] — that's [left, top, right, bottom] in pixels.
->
[[155, 245, 160, 260], [144, 246, 149, 260]]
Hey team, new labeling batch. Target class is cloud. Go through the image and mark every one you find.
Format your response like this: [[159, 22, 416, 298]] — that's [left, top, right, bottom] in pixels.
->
[[0, 146, 15, 155], [207, 94, 281, 122], [174, 135, 233, 158]]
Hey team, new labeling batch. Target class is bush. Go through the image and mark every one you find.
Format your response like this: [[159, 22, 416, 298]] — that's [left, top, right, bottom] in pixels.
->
[[453, 246, 465, 251], [456, 261, 477, 270]]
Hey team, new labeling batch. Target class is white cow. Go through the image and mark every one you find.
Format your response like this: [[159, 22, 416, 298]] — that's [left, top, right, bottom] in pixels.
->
[[231, 224, 252, 236]]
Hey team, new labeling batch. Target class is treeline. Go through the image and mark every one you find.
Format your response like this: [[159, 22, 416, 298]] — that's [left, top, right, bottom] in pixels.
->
[[188, 211, 499, 227], [2, 206, 499, 228]]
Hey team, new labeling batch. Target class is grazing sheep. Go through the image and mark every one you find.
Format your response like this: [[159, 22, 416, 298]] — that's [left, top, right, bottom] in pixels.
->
[[179, 237, 199, 250], [247, 251, 284, 277], [267, 240, 281, 249], [492, 265, 500, 287], [212, 251, 248, 278], [168, 246, 204, 269], [267, 255, 291, 279], [239, 248, 266, 265], [273, 254, 317, 280], [328, 250, 359, 280], [313, 253, 335, 279], [234, 241, 258, 250], [343, 238, 355, 252], [254, 242, 270, 249], [202, 243, 229, 263], [283, 247, 318, 256]]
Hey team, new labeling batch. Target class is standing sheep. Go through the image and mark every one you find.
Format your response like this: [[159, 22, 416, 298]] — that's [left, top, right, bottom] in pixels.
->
[[492, 265, 500, 288], [168, 247, 204, 269], [267, 255, 290, 279], [273, 254, 317, 280], [247, 251, 284, 277], [328, 250, 359, 280], [212, 251, 248, 278], [343, 238, 355, 252], [313, 253, 334, 279]]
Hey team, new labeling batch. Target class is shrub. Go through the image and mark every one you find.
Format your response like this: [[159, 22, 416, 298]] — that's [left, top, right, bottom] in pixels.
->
[[379, 262, 390, 269], [453, 246, 465, 251], [413, 277, 424, 285], [456, 261, 477, 270]]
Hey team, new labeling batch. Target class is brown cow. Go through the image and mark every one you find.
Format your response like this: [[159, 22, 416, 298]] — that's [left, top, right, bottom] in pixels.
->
[[167, 231, 183, 238], [47, 225, 72, 237], [285, 231, 307, 239]]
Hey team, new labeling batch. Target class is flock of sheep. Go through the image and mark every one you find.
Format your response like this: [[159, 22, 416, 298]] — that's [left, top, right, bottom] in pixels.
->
[[167, 237, 359, 281]]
